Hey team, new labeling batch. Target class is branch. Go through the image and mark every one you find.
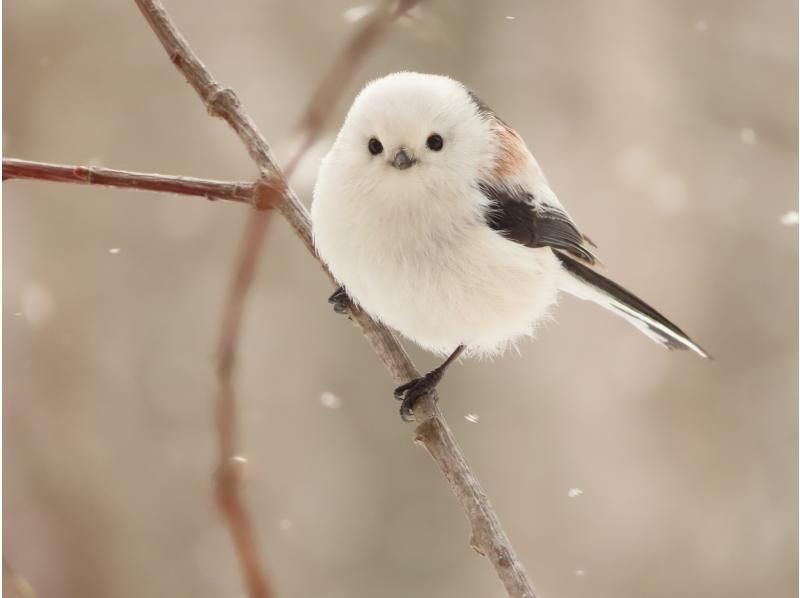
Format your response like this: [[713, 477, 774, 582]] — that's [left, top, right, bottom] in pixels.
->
[[2, 158, 270, 206]]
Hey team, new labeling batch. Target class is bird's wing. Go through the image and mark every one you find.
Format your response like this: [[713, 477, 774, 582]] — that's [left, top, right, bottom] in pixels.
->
[[467, 88, 598, 263], [480, 180, 708, 357], [479, 181, 599, 266]]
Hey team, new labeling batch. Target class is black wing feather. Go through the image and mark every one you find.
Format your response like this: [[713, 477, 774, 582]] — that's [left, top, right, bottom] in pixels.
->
[[556, 252, 710, 357], [480, 182, 597, 265]]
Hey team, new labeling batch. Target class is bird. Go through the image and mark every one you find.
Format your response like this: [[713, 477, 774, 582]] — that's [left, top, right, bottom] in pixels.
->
[[311, 72, 708, 421]]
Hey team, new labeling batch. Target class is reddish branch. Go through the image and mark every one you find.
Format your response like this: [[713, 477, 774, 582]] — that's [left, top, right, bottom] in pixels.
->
[[2, 158, 262, 205]]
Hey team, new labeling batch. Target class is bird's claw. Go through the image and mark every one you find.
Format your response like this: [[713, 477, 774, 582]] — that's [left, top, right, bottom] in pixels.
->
[[394, 372, 441, 422], [328, 287, 352, 316]]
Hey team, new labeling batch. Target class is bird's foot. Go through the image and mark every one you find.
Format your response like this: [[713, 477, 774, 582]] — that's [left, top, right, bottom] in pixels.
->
[[328, 287, 352, 316], [394, 370, 443, 422]]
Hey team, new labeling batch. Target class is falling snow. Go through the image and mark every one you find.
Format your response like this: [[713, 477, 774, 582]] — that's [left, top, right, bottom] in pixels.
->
[[574, 569, 586, 577], [567, 488, 583, 498], [780, 211, 799, 226], [108, 247, 121, 255], [464, 413, 480, 423], [319, 391, 342, 409], [504, 16, 516, 21]]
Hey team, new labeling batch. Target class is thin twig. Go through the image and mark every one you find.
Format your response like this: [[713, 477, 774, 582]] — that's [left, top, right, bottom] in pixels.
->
[[2, 158, 267, 206]]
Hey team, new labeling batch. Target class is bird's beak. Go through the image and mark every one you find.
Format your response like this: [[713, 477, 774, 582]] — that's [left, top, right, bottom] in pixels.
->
[[390, 148, 416, 170]]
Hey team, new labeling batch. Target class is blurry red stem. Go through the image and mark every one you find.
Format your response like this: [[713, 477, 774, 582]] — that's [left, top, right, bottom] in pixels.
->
[[2, 158, 271, 205]]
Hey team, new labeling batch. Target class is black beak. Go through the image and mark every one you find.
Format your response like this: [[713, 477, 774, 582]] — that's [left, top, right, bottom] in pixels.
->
[[391, 148, 415, 170]]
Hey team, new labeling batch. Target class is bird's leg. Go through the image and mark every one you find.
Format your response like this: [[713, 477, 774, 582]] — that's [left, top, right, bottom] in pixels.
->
[[394, 345, 466, 422], [328, 286, 352, 316]]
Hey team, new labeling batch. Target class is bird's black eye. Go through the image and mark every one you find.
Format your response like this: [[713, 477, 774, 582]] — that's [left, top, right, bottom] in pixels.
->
[[426, 133, 444, 151], [368, 137, 383, 155]]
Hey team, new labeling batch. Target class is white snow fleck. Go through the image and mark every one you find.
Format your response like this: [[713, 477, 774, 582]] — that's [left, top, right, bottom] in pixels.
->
[[694, 20, 707, 32], [567, 488, 583, 498], [21, 283, 54, 325], [464, 413, 480, 423], [574, 569, 586, 577], [231, 455, 248, 464], [319, 391, 342, 409], [740, 127, 756, 144], [343, 5, 373, 23], [13, 312, 23, 317], [780, 211, 799, 226], [504, 15, 516, 20], [278, 518, 293, 532], [108, 247, 121, 255]]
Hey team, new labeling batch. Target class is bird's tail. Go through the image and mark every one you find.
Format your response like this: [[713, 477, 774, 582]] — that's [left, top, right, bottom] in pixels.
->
[[556, 252, 709, 358]]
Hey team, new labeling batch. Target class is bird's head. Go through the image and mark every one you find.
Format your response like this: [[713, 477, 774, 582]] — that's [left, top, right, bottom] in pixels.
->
[[323, 72, 493, 201]]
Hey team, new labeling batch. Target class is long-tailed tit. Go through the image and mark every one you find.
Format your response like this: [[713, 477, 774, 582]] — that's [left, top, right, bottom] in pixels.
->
[[312, 72, 708, 421]]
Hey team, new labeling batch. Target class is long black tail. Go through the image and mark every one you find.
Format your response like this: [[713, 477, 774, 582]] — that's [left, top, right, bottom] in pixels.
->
[[556, 253, 709, 358]]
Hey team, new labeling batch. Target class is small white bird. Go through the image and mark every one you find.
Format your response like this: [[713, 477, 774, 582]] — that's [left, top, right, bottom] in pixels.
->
[[312, 72, 708, 420]]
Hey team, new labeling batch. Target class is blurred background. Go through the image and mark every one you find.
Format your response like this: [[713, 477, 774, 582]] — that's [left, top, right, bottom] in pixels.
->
[[4, 1, 798, 597]]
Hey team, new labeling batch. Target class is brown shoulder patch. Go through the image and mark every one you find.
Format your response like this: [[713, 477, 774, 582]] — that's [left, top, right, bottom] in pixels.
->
[[465, 88, 530, 178], [491, 123, 529, 178]]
